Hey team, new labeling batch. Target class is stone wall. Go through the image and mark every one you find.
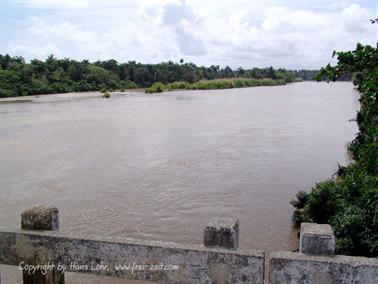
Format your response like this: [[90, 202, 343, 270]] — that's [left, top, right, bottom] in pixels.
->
[[0, 229, 264, 284], [269, 252, 378, 284], [269, 223, 378, 284]]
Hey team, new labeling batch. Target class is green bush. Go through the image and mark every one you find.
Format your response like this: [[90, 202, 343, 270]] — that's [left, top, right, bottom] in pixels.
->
[[290, 191, 308, 209], [303, 180, 344, 224], [0, 88, 14, 97], [291, 43, 378, 257], [144, 78, 286, 93], [145, 82, 165, 93], [292, 209, 304, 227], [102, 91, 111, 98], [121, 80, 137, 89]]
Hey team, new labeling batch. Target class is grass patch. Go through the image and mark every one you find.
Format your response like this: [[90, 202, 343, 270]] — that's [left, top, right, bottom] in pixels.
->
[[145, 78, 286, 93]]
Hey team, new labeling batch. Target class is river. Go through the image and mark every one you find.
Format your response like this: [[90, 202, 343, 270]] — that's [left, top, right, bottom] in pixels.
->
[[0, 82, 358, 260]]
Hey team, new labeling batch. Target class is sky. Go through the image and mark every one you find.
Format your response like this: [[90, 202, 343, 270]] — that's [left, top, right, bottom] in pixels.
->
[[0, 0, 377, 69]]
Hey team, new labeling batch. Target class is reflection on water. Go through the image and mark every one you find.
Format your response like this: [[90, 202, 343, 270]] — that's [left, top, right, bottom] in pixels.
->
[[0, 82, 358, 253]]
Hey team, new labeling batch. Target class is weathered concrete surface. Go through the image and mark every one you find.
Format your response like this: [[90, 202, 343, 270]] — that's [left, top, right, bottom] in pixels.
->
[[300, 223, 335, 256], [21, 206, 64, 284], [270, 251, 378, 284], [204, 217, 239, 250], [0, 229, 264, 284], [21, 206, 59, 231]]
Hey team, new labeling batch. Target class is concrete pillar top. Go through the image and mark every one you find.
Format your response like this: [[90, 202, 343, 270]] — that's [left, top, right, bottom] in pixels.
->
[[301, 222, 334, 236], [21, 205, 59, 231], [204, 217, 239, 250], [207, 217, 239, 230], [300, 222, 335, 255]]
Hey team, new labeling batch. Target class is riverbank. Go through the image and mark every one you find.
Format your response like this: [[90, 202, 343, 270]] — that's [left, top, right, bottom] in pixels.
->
[[0, 54, 315, 99], [145, 78, 298, 93], [0, 79, 299, 103], [0, 89, 146, 103]]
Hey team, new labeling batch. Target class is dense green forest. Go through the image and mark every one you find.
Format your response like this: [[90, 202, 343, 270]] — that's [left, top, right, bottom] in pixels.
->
[[291, 43, 378, 257], [0, 54, 321, 98]]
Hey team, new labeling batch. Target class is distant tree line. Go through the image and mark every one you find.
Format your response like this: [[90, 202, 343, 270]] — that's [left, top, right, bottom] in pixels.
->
[[0, 54, 341, 98]]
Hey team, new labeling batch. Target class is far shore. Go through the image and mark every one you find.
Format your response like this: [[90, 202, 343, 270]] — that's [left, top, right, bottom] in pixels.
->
[[0, 81, 317, 103], [0, 89, 146, 103]]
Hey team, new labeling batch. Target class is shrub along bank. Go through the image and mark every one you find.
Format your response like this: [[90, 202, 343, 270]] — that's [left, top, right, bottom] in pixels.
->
[[291, 44, 378, 257]]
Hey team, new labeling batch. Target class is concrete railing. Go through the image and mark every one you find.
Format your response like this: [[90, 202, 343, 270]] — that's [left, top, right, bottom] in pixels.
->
[[0, 206, 264, 284], [0, 206, 378, 283], [269, 223, 378, 283]]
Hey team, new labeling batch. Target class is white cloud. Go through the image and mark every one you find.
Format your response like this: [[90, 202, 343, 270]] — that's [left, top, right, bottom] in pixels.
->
[[26, 17, 96, 43], [2, 0, 377, 68], [190, 2, 375, 68], [20, 15, 181, 62]]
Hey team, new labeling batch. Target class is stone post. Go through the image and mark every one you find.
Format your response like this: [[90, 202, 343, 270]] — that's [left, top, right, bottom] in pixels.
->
[[21, 206, 64, 284], [300, 223, 335, 255], [203, 217, 239, 250]]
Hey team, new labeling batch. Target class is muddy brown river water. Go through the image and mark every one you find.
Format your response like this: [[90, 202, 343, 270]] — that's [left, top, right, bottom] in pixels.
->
[[0, 82, 358, 282]]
